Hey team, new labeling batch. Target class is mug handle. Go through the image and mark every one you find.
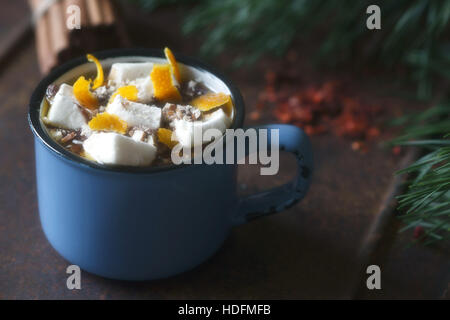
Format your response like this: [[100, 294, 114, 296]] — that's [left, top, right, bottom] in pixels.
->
[[233, 124, 313, 225]]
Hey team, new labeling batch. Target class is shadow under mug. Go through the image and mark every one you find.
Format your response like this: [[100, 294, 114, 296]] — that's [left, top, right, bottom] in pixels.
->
[[28, 48, 313, 281]]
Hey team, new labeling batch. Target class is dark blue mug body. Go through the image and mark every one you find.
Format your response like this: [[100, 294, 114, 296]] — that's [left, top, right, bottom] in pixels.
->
[[29, 49, 313, 280]]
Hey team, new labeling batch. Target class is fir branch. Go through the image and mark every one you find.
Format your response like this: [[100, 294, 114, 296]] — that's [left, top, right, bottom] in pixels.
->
[[394, 103, 450, 244], [129, 0, 450, 99]]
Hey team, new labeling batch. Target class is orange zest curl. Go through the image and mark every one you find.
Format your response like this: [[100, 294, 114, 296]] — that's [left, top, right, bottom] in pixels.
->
[[150, 64, 181, 102], [86, 54, 104, 89], [73, 76, 98, 109], [109, 85, 139, 104], [164, 47, 181, 83], [157, 128, 178, 149], [190, 92, 231, 112], [88, 113, 127, 134]]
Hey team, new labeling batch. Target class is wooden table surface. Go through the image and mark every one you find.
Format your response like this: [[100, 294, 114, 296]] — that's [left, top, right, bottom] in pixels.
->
[[0, 1, 448, 299]]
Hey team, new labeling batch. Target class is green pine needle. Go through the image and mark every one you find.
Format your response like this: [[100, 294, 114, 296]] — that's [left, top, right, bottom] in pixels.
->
[[129, 0, 450, 100], [394, 103, 450, 245]]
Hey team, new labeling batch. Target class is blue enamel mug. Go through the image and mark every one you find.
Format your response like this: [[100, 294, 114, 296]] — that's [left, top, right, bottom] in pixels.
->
[[28, 49, 313, 280]]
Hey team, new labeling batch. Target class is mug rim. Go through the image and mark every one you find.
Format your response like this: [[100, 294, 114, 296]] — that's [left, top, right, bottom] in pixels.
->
[[28, 48, 245, 174]]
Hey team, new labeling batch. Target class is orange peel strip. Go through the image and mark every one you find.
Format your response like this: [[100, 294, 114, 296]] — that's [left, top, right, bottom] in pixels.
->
[[86, 54, 104, 90], [164, 47, 181, 83], [109, 85, 139, 104], [150, 64, 181, 102], [157, 128, 178, 149], [190, 92, 231, 112], [88, 113, 127, 134], [73, 76, 98, 110]]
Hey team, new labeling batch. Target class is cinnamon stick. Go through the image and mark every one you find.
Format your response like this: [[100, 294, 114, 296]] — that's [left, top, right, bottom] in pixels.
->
[[29, 0, 127, 74], [29, 0, 56, 74], [48, 0, 69, 56], [100, 0, 114, 25], [86, 0, 103, 26]]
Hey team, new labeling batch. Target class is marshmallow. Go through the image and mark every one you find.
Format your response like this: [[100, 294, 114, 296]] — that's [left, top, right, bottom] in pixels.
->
[[45, 84, 87, 130], [131, 129, 145, 142], [83, 132, 157, 166], [174, 108, 231, 147], [108, 62, 153, 83], [106, 95, 161, 130]]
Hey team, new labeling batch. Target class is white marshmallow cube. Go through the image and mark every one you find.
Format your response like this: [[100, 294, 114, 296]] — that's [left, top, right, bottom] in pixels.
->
[[129, 77, 154, 104], [131, 129, 145, 142], [174, 108, 231, 147], [83, 132, 157, 166], [45, 84, 87, 130], [107, 95, 161, 130], [108, 62, 153, 83]]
